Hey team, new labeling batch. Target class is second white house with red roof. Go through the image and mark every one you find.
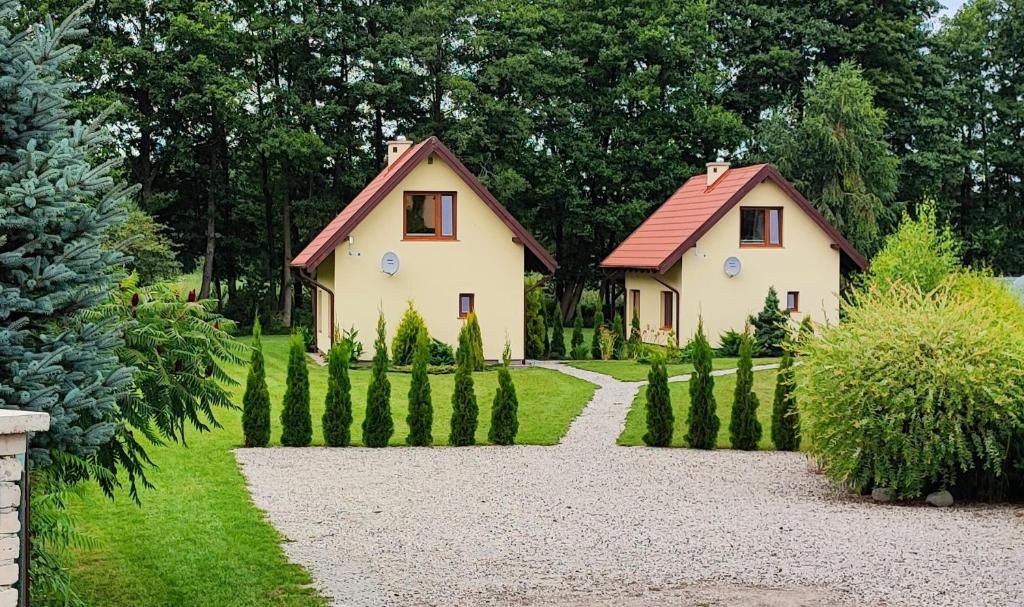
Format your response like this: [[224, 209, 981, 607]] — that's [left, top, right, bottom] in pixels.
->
[[601, 161, 867, 347]]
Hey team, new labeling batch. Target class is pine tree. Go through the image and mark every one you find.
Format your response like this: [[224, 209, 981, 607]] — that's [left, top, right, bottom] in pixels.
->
[[771, 348, 800, 451], [612, 311, 626, 359], [406, 328, 433, 446], [749, 287, 789, 356], [280, 333, 312, 446], [242, 318, 271, 447], [391, 301, 427, 366], [686, 318, 719, 449], [642, 356, 673, 447], [466, 311, 485, 370], [322, 341, 353, 447], [449, 325, 479, 446], [570, 307, 586, 359], [363, 312, 394, 447], [729, 330, 762, 450], [549, 305, 566, 358], [590, 307, 605, 360], [488, 341, 519, 445]]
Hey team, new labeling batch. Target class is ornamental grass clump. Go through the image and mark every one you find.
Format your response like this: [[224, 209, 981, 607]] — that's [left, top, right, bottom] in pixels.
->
[[406, 328, 433, 446], [449, 325, 479, 446], [642, 355, 673, 447], [686, 318, 719, 449], [242, 318, 271, 447], [729, 330, 762, 450], [488, 341, 519, 445], [362, 313, 394, 447], [392, 301, 427, 366], [771, 348, 799, 451], [322, 341, 353, 447], [799, 273, 1024, 500], [280, 333, 312, 447]]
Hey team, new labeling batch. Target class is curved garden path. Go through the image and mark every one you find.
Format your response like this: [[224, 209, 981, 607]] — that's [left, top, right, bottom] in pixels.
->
[[236, 362, 1024, 607]]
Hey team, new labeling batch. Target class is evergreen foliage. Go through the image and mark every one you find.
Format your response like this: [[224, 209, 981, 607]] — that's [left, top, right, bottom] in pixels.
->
[[391, 301, 427, 366], [362, 312, 393, 447], [642, 356, 673, 447], [104, 205, 181, 285], [627, 307, 643, 358], [749, 287, 789, 356], [686, 319, 719, 449], [549, 304, 567, 358], [449, 325, 478, 446], [570, 307, 585, 359], [242, 318, 271, 447], [280, 333, 312, 446], [611, 311, 626, 359], [322, 341, 353, 447], [716, 329, 743, 357], [729, 331, 762, 450], [590, 307, 605, 360], [465, 311, 486, 370], [405, 328, 433, 446], [488, 341, 519, 445], [525, 280, 546, 359], [771, 348, 799, 451]]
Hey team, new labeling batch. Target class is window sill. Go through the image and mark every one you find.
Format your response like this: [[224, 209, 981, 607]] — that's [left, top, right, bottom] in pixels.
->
[[739, 243, 783, 249], [403, 236, 458, 241]]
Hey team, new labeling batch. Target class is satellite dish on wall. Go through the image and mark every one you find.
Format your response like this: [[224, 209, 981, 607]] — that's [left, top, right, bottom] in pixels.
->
[[723, 256, 741, 278], [381, 251, 400, 276]]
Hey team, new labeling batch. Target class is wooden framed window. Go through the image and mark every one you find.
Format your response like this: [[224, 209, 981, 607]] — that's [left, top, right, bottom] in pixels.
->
[[660, 291, 673, 330], [404, 192, 456, 240], [458, 293, 474, 318], [786, 291, 799, 312], [740, 207, 782, 247], [630, 289, 640, 321]]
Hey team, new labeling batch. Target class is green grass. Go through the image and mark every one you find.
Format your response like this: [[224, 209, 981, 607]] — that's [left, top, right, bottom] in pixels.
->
[[69, 335, 596, 606], [567, 357, 779, 382], [617, 369, 780, 449]]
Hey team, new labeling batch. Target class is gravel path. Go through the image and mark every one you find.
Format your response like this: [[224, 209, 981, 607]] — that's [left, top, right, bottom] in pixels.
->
[[236, 363, 1024, 607]]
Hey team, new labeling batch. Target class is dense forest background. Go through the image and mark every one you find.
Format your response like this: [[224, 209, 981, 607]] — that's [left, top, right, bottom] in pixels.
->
[[28, 0, 1023, 327]]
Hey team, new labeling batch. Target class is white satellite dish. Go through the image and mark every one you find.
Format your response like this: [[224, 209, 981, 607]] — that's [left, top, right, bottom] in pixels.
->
[[380, 251, 400, 275], [723, 256, 741, 278]]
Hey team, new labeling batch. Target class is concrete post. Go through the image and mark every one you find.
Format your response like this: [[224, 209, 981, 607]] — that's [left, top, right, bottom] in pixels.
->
[[0, 411, 50, 607]]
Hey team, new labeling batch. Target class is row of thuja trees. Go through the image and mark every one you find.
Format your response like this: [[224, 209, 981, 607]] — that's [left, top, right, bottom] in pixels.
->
[[642, 319, 802, 451], [240, 307, 521, 448]]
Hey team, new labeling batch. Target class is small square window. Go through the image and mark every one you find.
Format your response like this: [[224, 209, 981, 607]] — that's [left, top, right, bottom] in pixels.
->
[[459, 293, 474, 318], [740, 207, 782, 246], [786, 291, 799, 312]]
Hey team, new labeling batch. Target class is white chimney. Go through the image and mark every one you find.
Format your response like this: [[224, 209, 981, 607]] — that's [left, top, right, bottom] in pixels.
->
[[387, 136, 413, 165], [706, 158, 730, 187]]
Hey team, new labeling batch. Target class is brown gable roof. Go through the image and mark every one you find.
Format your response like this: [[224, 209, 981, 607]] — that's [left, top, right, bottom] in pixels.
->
[[291, 136, 557, 272], [600, 163, 868, 273]]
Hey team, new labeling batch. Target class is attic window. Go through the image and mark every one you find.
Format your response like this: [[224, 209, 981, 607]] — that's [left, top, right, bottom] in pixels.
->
[[404, 192, 456, 239], [740, 207, 782, 247]]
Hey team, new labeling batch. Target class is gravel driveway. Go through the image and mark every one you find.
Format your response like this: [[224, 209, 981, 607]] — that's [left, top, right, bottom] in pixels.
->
[[235, 363, 1024, 607]]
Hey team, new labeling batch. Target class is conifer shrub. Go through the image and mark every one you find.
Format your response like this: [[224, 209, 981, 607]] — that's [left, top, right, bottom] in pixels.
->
[[429, 338, 455, 365], [685, 319, 719, 449], [749, 287, 789, 356], [642, 355, 673, 447], [716, 329, 743, 357], [242, 318, 272, 447], [794, 315, 815, 350], [729, 330, 762, 450], [525, 279, 546, 358], [543, 307, 552, 357], [590, 307, 605, 360], [570, 307, 586, 359], [449, 325, 479, 446], [627, 308, 643, 358], [771, 348, 799, 451], [488, 341, 519, 445], [392, 301, 427, 366], [611, 311, 626, 359], [549, 305, 567, 359], [322, 341, 353, 447], [280, 333, 312, 447], [598, 327, 615, 360], [362, 313, 394, 447], [406, 328, 433, 446], [466, 311, 486, 370]]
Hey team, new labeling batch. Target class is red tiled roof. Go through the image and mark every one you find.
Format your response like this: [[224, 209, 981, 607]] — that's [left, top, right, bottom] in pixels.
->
[[291, 137, 557, 272], [600, 164, 867, 272]]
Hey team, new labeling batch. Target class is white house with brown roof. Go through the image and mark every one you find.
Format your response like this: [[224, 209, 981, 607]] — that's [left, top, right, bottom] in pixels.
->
[[292, 137, 556, 360], [601, 162, 866, 347]]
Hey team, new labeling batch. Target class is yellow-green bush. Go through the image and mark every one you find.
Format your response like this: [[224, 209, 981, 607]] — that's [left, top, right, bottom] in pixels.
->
[[798, 273, 1024, 500]]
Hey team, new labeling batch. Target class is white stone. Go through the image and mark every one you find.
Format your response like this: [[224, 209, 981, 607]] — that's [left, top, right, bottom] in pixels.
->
[[0, 587, 16, 607], [0, 437, 24, 458], [0, 460, 21, 483], [926, 490, 955, 507], [0, 563, 16, 585], [0, 511, 17, 535], [0, 485, 17, 510], [0, 537, 16, 561], [0, 410, 49, 434]]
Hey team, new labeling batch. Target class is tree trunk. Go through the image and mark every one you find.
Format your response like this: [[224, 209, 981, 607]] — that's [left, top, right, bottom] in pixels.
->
[[559, 280, 584, 320], [260, 152, 276, 293], [279, 182, 293, 327]]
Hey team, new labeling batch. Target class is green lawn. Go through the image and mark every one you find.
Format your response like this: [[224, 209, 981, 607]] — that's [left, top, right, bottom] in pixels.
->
[[567, 357, 779, 382], [69, 335, 596, 607], [618, 369, 780, 449]]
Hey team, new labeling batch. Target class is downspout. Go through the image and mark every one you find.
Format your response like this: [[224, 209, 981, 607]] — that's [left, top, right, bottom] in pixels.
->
[[651, 274, 680, 348], [298, 269, 335, 352], [524, 273, 556, 364]]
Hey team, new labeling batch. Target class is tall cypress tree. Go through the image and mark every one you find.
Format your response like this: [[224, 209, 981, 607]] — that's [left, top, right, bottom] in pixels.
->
[[771, 348, 800, 451], [406, 328, 433, 446], [363, 312, 393, 447], [729, 330, 762, 450], [449, 324, 478, 446], [466, 311, 485, 370], [488, 341, 519, 445], [628, 307, 643, 358], [590, 307, 605, 360], [322, 341, 353, 447], [242, 318, 271, 447], [570, 307, 585, 359], [612, 311, 626, 360], [686, 319, 719, 449], [642, 356, 673, 447], [549, 305, 566, 359], [280, 333, 312, 446]]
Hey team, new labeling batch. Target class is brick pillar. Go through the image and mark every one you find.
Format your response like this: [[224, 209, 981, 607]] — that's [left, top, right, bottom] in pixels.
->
[[0, 411, 50, 607]]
